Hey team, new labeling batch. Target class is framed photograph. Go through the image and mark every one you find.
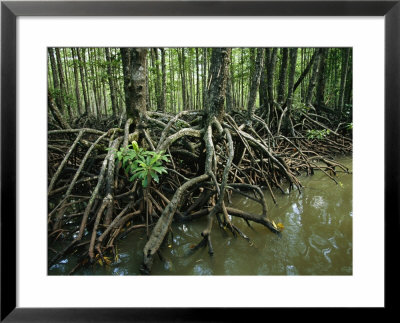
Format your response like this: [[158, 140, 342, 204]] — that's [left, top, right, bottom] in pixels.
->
[[1, 0, 397, 321]]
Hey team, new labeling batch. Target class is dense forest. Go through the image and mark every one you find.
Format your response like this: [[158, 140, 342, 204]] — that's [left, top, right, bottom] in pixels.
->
[[48, 47, 352, 274]]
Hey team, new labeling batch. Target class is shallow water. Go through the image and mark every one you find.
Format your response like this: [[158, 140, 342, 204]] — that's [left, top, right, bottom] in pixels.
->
[[49, 156, 352, 275]]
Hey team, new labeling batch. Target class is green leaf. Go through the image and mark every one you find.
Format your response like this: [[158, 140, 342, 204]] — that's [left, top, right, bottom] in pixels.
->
[[151, 172, 159, 183], [122, 156, 130, 167], [130, 172, 141, 181], [138, 171, 147, 179], [131, 141, 139, 153], [152, 166, 167, 174]]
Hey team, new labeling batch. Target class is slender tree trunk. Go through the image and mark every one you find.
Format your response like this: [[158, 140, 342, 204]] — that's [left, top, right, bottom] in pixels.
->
[[344, 52, 353, 109], [76, 48, 90, 115], [48, 48, 63, 113], [316, 48, 328, 111], [266, 48, 278, 111], [169, 49, 176, 113], [177, 48, 187, 110], [56, 48, 72, 118], [195, 48, 200, 110], [88, 49, 99, 117], [151, 48, 162, 111], [81, 49, 92, 115], [71, 48, 83, 115], [286, 48, 298, 112], [305, 49, 322, 107], [259, 49, 268, 114], [240, 48, 244, 107], [62, 48, 71, 95], [94, 49, 104, 117], [226, 75, 233, 113], [300, 49, 305, 99], [160, 48, 166, 112], [188, 50, 194, 110], [105, 48, 117, 117], [230, 50, 236, 108], [202, 48, 208, 109], [339, 48, 350, 112], [247, 48, 265, 120], [55, 48, 73, 118], [277, 48, 289, 105]]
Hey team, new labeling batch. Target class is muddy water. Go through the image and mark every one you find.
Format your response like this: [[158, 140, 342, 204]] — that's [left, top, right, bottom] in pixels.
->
[[49, 156, 352, 275]]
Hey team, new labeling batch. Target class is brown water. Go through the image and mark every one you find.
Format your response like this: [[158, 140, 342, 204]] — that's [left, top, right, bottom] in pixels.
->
[[49, 156, 352, 275]]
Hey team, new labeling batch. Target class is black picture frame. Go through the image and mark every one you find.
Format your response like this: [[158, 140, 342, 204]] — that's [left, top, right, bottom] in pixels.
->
[[1, 0, 398, 321]]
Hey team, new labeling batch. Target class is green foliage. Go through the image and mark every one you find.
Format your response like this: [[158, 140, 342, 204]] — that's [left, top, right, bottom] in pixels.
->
[[114, 141, 170, 188], [48, 88, 76, 107], [346, 122, 353, 130], [306, 129, 330, 140]]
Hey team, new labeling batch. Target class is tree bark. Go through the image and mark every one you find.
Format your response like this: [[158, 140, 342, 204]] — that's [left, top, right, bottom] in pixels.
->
[[202, 48, 208, 109], [206, 48, 231, 122], [195, 48, 200, 110], [316, 48, 328, 111], [160, 48, 166, 112], [55, 48, 73, 118], [247, 48, 264, 120], [81, 48, 92, 115], [305, 49, 322, 107], [105, 48, 117, 117], [120, 48, 148, 124], [48, 48, 63, 113], [338, 48, 350, 112], [266, 48, 278, 111], [177, 49, 187, 111], [71, 48, 83, 115], [151, 48, 162, 111], [286, 48, 298, 112], [277, 48, 289, 104]]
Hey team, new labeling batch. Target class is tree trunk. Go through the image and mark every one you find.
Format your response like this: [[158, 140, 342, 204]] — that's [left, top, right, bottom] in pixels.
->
[[195, 48, 200, 110], [71, 48, 83, 116], [177, 49, 187, 111], [120, 48, 148, 124], [81, 49, 92, 115], [88, 49, 101, 118], [316, 48, 328, 111], [266, 48, 278, 111], [151, 48, 162, 111], [247, 48, 264, 120], [259, 49, 268, 114], [55, 48, 73, 119], [48, 48, 63, 113], [202, 48, 208, 109], [105, 48, 117, 117], [206, 48, 231, 122], [169, 49, 176, 113], [160, 48, 166, 112], [338, 48, 350, 112], [62, 48, 71, 95], [286, 48, 298, 112], [277, 48, 289, 105], [305, 49, 322, 107], [76, 48, 90, 115], [240, 48, 244, 107]]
